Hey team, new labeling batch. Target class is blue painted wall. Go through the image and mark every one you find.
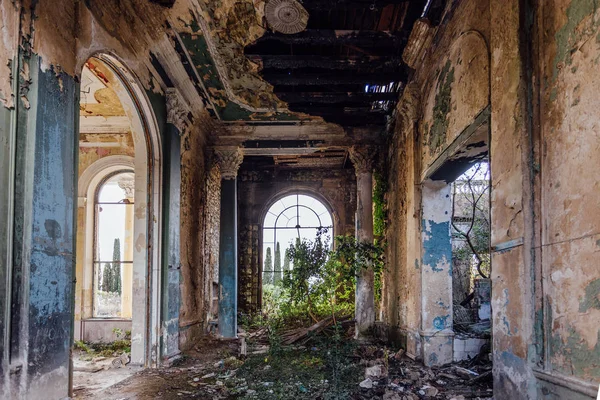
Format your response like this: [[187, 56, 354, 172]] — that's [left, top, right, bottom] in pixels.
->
[[162, 123, 181, 359], [8, 53, 78, 398]]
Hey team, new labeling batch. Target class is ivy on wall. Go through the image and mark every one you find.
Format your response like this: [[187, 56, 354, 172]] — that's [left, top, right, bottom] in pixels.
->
[[373, 170, 388, 239]]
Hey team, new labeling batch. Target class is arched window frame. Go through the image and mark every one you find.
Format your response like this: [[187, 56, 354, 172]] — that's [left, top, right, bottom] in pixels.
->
[[92, 169, 135, 318], [262, 193, 334, 280]]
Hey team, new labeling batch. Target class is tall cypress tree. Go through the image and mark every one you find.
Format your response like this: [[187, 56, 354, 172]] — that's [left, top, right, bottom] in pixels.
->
[[102, 262, 113, 292], [273, 242, 282, 285], [112, 238, 122, 294], [263, 247, 273, 285], [283, 248, 291, 278]]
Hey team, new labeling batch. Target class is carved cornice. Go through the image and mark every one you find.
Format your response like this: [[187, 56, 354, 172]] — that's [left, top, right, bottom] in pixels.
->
[[214, 147, 244, 180], [166, 88, 191, 135], [348, 145, 376, 174], [402, 19, 434, 69], [394, 82, 421, 138]]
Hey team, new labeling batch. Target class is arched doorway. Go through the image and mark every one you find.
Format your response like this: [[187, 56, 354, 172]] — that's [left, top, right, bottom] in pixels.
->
[[73, 53, 162, 391], [261, 194, 333, 299]]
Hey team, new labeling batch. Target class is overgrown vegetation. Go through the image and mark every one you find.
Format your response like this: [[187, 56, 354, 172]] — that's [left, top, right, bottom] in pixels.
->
[[74, 328, 131, 359], [256, 230, 385, 329], [373, 169, 388, 306]]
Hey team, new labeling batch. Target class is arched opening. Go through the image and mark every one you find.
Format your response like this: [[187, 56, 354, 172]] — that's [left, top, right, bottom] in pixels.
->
[[93, 171, 135, 319], [261, 194, 333, 303], [72, 54, 162, 395]]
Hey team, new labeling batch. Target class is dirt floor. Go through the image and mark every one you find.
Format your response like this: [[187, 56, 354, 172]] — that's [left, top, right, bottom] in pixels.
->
[[78, 332, 493, 400]]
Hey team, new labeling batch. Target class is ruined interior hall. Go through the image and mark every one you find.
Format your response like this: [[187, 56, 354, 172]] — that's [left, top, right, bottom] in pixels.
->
[[0, 0, 599, 399]]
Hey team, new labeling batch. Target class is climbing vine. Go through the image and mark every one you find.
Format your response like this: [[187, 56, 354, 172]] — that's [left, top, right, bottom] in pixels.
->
[[373, 170, 388, 239]]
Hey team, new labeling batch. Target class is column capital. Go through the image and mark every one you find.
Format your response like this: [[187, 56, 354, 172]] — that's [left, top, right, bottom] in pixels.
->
[[348, 145, 376, 174], [118, 178, 135, 199], [214, 147, 244, 180], [166, 88, 191, 135]]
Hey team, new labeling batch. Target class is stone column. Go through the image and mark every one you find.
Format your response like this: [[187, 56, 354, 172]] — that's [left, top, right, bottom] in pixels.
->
[[349, 145, 376, 338], [118, 179, 135, 319], [214, 147, 243, 338], [163, 88, 189, 358]]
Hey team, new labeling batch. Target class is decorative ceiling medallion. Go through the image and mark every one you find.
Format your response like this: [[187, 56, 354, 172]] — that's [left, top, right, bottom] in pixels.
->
[[265, 0, 309, 35]]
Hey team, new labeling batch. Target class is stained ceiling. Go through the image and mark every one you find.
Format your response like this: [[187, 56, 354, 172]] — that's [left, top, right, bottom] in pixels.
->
[[165, 0, 436, 128], [245, 0, 425, 126]]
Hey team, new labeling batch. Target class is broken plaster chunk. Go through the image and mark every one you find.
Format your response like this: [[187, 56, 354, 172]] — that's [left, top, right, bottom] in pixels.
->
[[359, 378, 373, 389], [365, 364, 388, 379], [420, 385, 439, 397]]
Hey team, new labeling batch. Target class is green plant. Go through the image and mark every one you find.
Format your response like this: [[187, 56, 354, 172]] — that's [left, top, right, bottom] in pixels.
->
[[283, 229, 331, 323], [279, 232, 385, 326], [74, 340, 92, 353], [373, 169, 388, 238]]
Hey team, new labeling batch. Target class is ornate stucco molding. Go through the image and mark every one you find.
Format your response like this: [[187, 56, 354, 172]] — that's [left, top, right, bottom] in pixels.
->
[[180, 4, 287, 113], [348, 145, 376, 174], [166, 87, 191, 134], [214, 147, 244, 180], [118, 179, 135, 199], [265, 0, 309, 34]]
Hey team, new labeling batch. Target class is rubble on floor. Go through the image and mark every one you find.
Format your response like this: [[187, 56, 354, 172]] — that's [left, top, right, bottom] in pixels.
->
[[84, 328, 492, 400]]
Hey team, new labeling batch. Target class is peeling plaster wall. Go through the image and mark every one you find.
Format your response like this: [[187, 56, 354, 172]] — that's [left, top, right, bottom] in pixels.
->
[[9, 53, 78, 400], [237, 166, 357, 313], [384, 0, 490, 363], [384, 92, 422, 358], [385, 0, 600, 398], [0, 1, 19, 392], [416, 1, 490, 176], [536, 0, 600, 394], [179, 116, 214, 349], [1, 0, 198, 395]]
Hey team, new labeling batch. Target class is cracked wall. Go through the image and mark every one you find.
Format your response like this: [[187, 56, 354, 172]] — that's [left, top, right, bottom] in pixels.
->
[[384, 0, 491, 365], [1, 0, 211, 396], [385, 0, 600, 398], [537, 0, 600, 393]]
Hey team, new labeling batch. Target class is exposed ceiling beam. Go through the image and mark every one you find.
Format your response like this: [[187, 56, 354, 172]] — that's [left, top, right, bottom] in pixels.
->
[[250, 30, 405, 47], [263, 72, 404, 86], [289, 107, 388, 125], [299, 0, 419, 10], [247, 54, 403, 70], [276, 91, 399, 104]]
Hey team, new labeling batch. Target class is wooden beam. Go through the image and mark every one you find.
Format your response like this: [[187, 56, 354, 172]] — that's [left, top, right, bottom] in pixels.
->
[[247, 54, 403, 70], [263, 72, 404, 86], [276, 91, 398, 104], [250, 30, 405, 47], [300, 0, 418, 10]]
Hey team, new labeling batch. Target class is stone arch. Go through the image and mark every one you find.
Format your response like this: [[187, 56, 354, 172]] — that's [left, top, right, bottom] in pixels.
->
[[76, 52, 163, 368]]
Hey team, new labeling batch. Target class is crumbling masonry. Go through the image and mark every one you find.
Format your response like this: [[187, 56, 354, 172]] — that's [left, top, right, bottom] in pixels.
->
[[0, 0, 598, 398]]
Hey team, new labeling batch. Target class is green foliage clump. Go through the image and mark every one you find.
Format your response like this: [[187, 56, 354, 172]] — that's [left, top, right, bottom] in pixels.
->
[[373, 170, 388, 239], [262, 231, 385, 326]]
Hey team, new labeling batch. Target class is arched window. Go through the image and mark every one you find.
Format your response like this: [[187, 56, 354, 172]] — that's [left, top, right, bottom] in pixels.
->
[[93, 171, 135, 318], [262, 194, 333, 286]]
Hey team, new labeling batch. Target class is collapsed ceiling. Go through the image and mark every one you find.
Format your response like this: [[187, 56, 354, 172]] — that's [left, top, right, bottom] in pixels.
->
[[244, 0, 427, 126]]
